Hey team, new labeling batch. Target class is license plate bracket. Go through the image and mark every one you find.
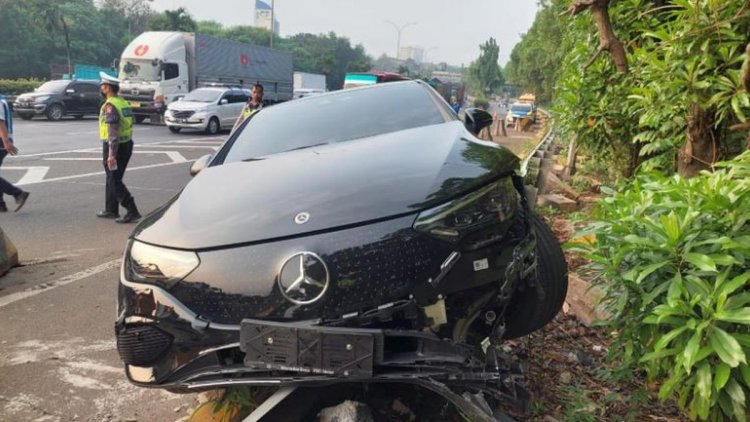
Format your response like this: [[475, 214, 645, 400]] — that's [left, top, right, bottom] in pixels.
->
[[240, 319, 380, 378]]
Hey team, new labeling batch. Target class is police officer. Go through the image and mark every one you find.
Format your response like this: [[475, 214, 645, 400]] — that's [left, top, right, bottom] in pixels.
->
[[232, 82, 264, 132], [96, 72, 141, 223]]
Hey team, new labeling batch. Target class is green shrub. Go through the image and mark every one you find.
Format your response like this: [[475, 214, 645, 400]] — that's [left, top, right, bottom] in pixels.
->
[[473, 97, 490, 109], [0, 79, 43, 96], [570, 151, 750, 421]]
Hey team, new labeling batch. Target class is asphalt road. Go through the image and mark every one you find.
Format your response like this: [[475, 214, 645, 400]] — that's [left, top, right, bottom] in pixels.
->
[[0, 118, 226, 422]]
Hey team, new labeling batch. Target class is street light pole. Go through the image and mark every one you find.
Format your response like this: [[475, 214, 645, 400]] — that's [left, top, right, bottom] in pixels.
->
[[271, 0, 274, 48], [384, 21, 416, 59]]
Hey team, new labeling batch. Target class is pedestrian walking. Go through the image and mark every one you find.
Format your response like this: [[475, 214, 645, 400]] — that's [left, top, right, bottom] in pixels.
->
[[96, 72, 141, 223], [0, 97, 29, 212], [232, 82, 264, 132]]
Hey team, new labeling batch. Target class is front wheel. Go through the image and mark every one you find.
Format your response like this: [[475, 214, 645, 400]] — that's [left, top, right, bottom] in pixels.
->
[[46, 104, 64, 121], [168, 126, 181, 133], [205, 117, 220, 135], [502, 213, 569, 339]]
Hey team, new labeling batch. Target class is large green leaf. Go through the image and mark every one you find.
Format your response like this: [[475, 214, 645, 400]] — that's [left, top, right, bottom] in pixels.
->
[[709, 326, 747, 367], [716, 308, 750, 325], [713, 363, 731, 391], [684, 253, 717, 272]]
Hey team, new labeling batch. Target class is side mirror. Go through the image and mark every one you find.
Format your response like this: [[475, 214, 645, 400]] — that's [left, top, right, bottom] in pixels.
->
[[219, 98, 228, 105], [190, 154, 212, 176], [463, 108, 494, 136], [65, 89, 75, 94]]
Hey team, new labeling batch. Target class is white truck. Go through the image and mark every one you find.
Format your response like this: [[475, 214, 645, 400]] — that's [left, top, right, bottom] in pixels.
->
[[118, 31, 293, 123], [293, 72, 326, 99]]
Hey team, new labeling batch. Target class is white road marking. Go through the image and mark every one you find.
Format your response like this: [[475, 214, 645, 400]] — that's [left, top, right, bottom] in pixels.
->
[[11, 137, 223, 158], [17, 160, 192, 186], [133, 150, 187, 163], [2, 166, 50, 184], [43, 158, 101, 161], [0, 259, 120, 309]]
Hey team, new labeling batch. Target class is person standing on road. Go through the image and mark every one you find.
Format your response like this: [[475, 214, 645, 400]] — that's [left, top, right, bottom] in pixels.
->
[[232, 82, 264, 132], [0, 97, 29, 212], [96, 72, 141, 224]]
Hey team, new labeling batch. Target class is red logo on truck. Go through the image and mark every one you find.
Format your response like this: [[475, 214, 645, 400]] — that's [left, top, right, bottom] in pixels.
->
[[240, 54, 249, 65], [134, 45, 149, 57]]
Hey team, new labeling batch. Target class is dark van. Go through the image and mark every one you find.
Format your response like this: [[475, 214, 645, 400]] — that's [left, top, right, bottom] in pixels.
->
[[13, 80, 101, 121]]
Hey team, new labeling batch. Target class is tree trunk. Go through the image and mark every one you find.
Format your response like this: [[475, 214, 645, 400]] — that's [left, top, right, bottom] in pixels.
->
[[562, 137, 578, 180], [60, 15, 72, 76], [570, 0, 629, 74], [677, 104, 717, 177]]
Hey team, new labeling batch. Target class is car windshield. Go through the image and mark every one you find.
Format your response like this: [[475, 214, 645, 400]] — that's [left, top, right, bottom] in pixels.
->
[[35, 80, 70, 94], [223, 82, 446, 163], [182, 89, 221, 103], [511, 104, 532, 113], [119, 60, 161, 82]]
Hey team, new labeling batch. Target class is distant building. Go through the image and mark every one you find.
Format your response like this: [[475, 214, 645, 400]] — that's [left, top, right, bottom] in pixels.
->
[[398, 46, 424, 64], [255, 0, 280, 35], [431, 70, 463, 84]]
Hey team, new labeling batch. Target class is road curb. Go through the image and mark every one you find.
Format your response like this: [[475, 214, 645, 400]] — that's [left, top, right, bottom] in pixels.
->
[[0, 226, 19, 276]]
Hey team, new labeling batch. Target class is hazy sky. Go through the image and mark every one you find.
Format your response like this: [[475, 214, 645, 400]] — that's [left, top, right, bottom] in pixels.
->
[[148, 0, 541, 67]]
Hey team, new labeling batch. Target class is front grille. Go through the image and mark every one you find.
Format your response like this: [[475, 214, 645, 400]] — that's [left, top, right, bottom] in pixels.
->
[[169, 219, 453, 324], [117, 325, 172, 366], [171, 110, 195, 119]]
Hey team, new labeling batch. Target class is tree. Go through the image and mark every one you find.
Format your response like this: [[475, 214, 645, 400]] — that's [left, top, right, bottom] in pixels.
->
[[30, 0, 75, 74], [149, 7, 196, 32], [466, 38, 504, 97]]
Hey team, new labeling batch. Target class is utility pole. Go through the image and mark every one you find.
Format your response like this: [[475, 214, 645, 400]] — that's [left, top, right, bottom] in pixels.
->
[[384, 21, 416, 59], [270, 0, 274, 48]]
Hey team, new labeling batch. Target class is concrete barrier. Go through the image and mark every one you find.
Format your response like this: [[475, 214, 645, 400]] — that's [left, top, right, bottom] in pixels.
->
[[0, 226, 18, 276]]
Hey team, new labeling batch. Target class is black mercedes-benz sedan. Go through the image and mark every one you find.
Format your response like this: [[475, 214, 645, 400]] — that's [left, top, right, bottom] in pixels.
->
[[115, 80, 568, 393]]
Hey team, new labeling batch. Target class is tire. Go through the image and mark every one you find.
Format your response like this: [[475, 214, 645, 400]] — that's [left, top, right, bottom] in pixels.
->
[[205, 117, 220, 135], [19, 114, 33, 120], [134, 115, 147, 124], [46, 104, 64, 121], [73, 114, 84, 120], [168, 126, 181, 133], [502, 213, 568, 339]]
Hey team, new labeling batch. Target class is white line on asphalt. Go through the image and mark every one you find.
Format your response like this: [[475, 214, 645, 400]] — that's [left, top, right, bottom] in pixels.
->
[[44, 158, 102, 161], [17, 160, 191, 186], [0, 259, 121, 309], [3, 166, 50, 184], [132, 150, 187, 163], [11, 137, 223, 158]]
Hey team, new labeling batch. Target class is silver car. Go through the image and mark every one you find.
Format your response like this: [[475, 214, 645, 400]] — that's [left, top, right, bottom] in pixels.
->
[[165, 87, 249, 134]]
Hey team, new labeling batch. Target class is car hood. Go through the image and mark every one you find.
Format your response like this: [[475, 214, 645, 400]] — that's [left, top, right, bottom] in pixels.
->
[[168, 101, 212, 112], [133, 121, 519, 250], [17, 92, 56, 101]]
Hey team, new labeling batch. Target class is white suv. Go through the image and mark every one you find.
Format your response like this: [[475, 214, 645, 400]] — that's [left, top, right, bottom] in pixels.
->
[[165, 87, 250, 134]]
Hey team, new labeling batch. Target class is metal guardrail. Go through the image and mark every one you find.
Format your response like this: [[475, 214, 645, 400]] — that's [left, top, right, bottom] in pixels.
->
[[519, 109, 555, 205]]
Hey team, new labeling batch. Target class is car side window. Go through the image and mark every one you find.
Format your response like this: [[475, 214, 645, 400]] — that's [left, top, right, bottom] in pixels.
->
[[231, 92, 248, 103], [79, 84, 99, 95]]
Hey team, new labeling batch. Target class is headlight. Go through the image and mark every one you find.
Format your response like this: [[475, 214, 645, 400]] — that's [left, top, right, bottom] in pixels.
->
[[125, 240, 199, 289], [414, 178, 519, 248], [35, 96, 50, 103]]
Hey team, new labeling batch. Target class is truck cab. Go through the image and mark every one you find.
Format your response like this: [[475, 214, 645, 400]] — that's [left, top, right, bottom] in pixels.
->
[[119, 32, 190, 123]]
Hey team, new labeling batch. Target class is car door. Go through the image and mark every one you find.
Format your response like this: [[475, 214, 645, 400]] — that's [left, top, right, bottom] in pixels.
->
[[217, 90, 235, 127], [78, 83, 101, 114], [62, 82, 83, 112]]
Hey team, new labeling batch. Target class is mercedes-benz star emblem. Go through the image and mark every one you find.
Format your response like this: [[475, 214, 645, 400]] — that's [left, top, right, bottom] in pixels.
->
[[294, 212, 310, 225], [277, 252, 329, 305]]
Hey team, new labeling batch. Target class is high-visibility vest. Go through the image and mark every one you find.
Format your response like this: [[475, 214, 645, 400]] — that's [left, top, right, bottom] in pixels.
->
[[99, 96, 133, 142], [241, 102, 262, 120]]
